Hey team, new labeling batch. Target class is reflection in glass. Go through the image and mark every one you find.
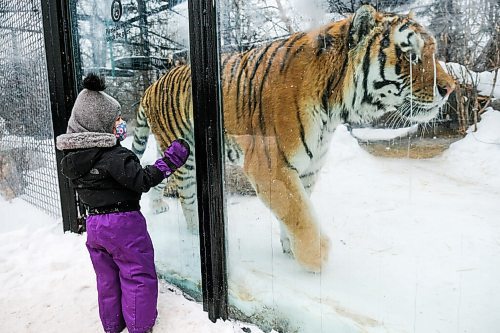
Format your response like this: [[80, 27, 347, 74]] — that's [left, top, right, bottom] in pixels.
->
[[220, 1, 500, 332]]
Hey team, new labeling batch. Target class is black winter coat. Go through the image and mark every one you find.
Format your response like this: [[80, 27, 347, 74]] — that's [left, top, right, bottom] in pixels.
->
[[60, 143, 164, 209]]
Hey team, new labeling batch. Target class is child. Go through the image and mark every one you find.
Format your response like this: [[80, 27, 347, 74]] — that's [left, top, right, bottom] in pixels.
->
[[56, 73, 190, 333]]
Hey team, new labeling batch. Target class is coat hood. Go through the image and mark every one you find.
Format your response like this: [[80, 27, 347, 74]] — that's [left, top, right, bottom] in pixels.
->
[[61, 148, 104, 180], [56, 132, 117, 150], [56, 132, 117, 180]]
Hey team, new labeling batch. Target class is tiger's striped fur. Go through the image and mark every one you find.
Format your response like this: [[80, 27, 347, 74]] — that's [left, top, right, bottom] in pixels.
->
[[133, 5, 455, 272]]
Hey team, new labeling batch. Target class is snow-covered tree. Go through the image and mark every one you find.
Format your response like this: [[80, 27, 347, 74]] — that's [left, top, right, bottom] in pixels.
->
[[428, 0, 499, 70], [326, 0, 415, 15]]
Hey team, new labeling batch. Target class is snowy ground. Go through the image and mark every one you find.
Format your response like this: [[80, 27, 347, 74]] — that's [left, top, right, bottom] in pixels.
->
[[223, 109, 500, 333], [0, 197, 266, 332], [1, 109, 499, 333]]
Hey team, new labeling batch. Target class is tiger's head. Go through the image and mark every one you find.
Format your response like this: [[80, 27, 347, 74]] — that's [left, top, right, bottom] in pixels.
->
[[341, 5, 456, 124]]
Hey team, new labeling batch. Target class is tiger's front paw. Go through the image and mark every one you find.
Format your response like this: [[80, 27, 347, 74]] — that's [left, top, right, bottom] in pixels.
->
[[292, 232, 330, 273], [150, 198, 169, 215], [280, 233, 294, 257], [186, 219, 198, 234]]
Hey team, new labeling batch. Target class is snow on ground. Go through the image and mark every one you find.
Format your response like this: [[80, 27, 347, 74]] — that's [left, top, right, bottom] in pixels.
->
[[445, 62, 500, 98], [0, 195, 263, 332], [222, 109, 500, 333], [310, 110, 500, 332], [351, 124, 418, 141], [1, 109, 499, 333]]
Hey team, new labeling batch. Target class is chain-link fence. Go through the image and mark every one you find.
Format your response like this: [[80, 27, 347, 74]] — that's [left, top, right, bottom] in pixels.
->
[[0, 0, 61, 217]]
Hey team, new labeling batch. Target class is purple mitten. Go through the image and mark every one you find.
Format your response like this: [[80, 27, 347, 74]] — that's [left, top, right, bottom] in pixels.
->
[[153, 159, 174, 178], [153, 139, 190, 178]]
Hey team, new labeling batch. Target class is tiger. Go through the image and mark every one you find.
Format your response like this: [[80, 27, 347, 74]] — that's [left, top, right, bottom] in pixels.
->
[[132, 5, 456, 272]]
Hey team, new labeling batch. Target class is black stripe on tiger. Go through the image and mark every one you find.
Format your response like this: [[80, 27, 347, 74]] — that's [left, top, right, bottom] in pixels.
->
[[257, 38, 289, 98], [221, 54, 232, 72], [153, 72, 172, 146], [251, 38, 290, 133], [316, 32, 335, 57], [378, 26, 391, 79], [235, 48, 257, 119], [300, 171, 316, 179], [172, 68, 189, 134], [399, 21, 411, 32], [180, 67, 192, 127], [295, 97, 313, 160], [254, 38, 291, 161], [156, 73, 168, 107], [351, 76, 358, 109], [247, 42, 277, 123], [131, 127, 148, 157], [179, 192, 196, 202], [323, 41, 347, 115], [176, 180, 197, 191], [280, 42, 307, 74], [361, 33, 383, 107], [273, 123, 299, 173], [163, 69, 180, 141], [170, 67, 187, 139], [181, 67, 193, 129], [376, 29, 404, 93], [156, 75, 170, 144], [246, 39, 290, 168], [182, 163, 194, 171], [226, 53, 242, 91], [279, 32, 306, 74]]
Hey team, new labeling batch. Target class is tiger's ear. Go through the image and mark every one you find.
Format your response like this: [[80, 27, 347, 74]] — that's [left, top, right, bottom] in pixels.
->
[[349, 5, 377, 49]]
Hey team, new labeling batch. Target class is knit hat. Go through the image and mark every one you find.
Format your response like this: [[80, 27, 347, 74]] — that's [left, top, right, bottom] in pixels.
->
[[66, 74, 121, 134]]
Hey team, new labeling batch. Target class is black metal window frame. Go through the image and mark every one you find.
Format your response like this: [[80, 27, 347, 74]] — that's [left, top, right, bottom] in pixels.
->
[[188, 0, 228, 322], [41, 0, 228, 321], [41, 0, 82, 233]]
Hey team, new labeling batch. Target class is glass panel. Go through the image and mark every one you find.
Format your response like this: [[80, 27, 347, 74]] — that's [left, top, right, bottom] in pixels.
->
[[70, 0, 201, 298], [220, 1, 500, 332]]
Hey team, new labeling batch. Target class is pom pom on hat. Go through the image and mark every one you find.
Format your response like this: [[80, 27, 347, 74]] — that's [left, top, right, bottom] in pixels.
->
[[66, 73, 121, 134], [82, 73, 106, 91]]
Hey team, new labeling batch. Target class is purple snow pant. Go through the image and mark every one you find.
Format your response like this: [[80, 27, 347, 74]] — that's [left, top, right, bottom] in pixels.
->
[[86, 211, 158, 333]]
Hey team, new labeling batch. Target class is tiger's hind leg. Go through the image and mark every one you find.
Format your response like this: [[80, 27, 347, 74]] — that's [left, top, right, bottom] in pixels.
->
[[241, 137, 330, 272]]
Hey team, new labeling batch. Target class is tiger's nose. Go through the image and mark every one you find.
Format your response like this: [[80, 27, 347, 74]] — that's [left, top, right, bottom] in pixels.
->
[[437, 83, 455, 97]]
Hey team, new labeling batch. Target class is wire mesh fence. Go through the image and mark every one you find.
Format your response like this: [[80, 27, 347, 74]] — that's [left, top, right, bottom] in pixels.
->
[[0, 0, 61, 217]]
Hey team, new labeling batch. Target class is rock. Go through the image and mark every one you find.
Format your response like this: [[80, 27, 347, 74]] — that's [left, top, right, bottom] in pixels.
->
[[0, 150, 25, 200], [490, 99, 500, 111]]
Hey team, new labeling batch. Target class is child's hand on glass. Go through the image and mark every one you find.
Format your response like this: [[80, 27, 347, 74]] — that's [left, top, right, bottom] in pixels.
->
[[153, 139, 190, 177]]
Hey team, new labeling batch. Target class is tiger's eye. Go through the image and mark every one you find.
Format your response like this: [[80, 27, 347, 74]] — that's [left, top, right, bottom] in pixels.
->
[[405, 51, 418, 64]]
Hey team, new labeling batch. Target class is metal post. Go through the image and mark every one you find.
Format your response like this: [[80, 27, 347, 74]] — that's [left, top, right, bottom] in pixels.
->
[[41, 0, 82, 233], [187, 0, 228, 322]]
